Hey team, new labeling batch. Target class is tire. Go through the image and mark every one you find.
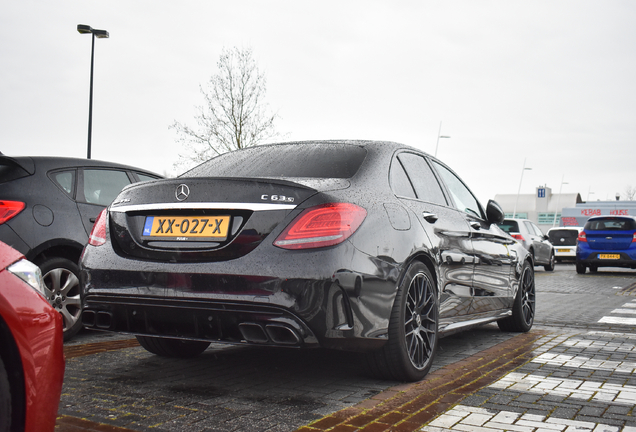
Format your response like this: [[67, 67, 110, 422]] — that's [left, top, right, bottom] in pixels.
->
[[0, 357, 10, 432], [544, 251, 555, 272], [39, 258, 83, 341], [366, 262, 438, 382], [136, 336, 210, 358], [576, 262, 586, 274], [498, 261, 534, 332]]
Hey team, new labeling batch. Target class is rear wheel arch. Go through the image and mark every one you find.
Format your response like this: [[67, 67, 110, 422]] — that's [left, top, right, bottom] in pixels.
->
[[29, 242, 83, 267], [398, 253, 438, 292]]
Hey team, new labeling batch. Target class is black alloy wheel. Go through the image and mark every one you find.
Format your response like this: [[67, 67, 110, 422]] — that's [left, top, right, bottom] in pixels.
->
[[498, 260, 535, 332], [366, 262, 438, 382], [39, 258, 83, 341], [544, 251, 556, 271]]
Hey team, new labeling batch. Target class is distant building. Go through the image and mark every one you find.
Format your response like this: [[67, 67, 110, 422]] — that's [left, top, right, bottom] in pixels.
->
[[494, 186, 582, 233], [560, 201, 636, 227], [495, 186, 636, 232]]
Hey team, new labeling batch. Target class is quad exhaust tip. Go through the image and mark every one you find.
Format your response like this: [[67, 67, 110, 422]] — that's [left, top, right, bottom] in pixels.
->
[[239, 322, 301, 345], [81, 310, 113, 329]]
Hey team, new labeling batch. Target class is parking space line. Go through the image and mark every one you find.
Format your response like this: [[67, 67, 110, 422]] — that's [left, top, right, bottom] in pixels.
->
[[422, 404, 623, 432], [598, 316, 636, 325], [489, 371, 636, 403], [531, 352, 636, 373]]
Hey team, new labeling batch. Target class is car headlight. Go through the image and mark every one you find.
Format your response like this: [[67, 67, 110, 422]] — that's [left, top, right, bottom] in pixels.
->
[[7, 259, 46, 298]]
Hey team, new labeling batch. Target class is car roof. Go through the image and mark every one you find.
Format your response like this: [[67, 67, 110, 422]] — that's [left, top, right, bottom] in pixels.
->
[[1, 155, 161, 176]]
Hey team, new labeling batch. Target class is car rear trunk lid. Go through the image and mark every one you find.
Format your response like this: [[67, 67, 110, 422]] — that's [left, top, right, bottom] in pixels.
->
[[585, 231, 634, 250], [108, 177, 319, 262]]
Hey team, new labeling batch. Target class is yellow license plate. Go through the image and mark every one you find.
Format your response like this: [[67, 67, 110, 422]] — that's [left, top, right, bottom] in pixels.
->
[[142, 216, 230, 240], [557, 249, 570, 253], [598, 254, 620, 259]]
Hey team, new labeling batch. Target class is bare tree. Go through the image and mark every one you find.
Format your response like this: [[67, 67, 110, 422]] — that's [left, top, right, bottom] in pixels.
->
[[171, 47, 280, 171], [625, 185, 636, 201]]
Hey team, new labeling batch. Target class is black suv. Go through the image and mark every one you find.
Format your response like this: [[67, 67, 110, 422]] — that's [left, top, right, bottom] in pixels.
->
[[0, 155, 161, 340]]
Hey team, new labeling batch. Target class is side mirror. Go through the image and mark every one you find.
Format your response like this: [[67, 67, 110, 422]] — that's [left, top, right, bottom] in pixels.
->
[[486, 200, 504, 225]]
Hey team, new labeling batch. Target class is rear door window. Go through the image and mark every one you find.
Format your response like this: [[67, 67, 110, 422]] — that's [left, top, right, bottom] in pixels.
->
[[49, 170, 76, 198], [525, 221, 543, 236], [395, 153, 447, 205], [389, 157, 416, 199], [499, 221, 520, 233], [82, 169, 132, 206], [135, 172, 161, 182]]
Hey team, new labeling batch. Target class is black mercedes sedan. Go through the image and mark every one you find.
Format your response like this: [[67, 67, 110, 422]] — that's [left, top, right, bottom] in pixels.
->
[[80, 140, 535, 382]]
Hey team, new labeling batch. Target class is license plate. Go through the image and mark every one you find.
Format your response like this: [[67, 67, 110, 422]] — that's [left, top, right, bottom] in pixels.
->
[[598, 254, 620, 260], [557, 249, 570, 253], [142, 216, 230, 240]]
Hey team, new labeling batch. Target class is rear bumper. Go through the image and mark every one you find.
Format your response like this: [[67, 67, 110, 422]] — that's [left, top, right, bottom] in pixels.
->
[[554, 246, 576, 260], [576, 251, 636, 268], [80, 242, 398, 353], [83, 293, 319, 347]]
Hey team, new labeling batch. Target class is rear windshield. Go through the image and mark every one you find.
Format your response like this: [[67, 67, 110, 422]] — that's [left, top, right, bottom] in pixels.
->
[[548, 230, 579, 243], [182, 144, 367, 179], [585, 218, 636, 231], [498, 220, 519, 233]]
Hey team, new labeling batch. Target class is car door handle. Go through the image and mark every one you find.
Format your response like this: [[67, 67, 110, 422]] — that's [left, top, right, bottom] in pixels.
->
[[422, 212, 438, 223], [90, 218, 96, 223], [470, 221, 481, 230]]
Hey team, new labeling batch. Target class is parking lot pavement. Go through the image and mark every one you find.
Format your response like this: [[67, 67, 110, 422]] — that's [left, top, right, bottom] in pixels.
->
[[56, 324, 520, 432], [299, 324, 636, 432], [57, 269, 636, 432]]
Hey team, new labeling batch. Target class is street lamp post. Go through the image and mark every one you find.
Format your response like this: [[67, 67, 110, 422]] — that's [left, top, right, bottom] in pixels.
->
[[434, 121, 451, 158], [77, 24, 109, 159], [512, 158, 531, 218], [552, 175, 568, 227]]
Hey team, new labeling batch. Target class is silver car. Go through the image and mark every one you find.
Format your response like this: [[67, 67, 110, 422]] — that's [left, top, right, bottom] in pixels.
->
[[499, 218, 555, 271]]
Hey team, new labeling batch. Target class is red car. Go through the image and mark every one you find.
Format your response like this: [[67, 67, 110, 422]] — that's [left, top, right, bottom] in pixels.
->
[[0, 241, 65, 432]]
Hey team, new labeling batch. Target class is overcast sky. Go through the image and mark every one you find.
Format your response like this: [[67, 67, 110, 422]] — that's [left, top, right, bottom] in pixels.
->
[[1, 1, 635, 204]]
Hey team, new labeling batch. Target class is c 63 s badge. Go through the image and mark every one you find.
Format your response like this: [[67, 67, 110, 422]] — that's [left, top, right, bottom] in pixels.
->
[[261, 194, 294, 203]]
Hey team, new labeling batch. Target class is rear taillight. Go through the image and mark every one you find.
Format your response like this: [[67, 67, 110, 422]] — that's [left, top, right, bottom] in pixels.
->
[[633, 233, 636, 243], [578, 231, 587, 243], [511, 234, 525, 242], [274, 203, 366, 250], [88, 209, 107, 246], [0, 200, 25, 224]]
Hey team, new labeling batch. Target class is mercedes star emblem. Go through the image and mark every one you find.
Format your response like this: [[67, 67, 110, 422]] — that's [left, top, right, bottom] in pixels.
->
[[175, 184, 190, 201]]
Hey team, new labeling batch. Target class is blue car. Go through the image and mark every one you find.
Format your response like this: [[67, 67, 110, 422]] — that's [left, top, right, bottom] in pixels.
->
[[576, 215, 636, 274]]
